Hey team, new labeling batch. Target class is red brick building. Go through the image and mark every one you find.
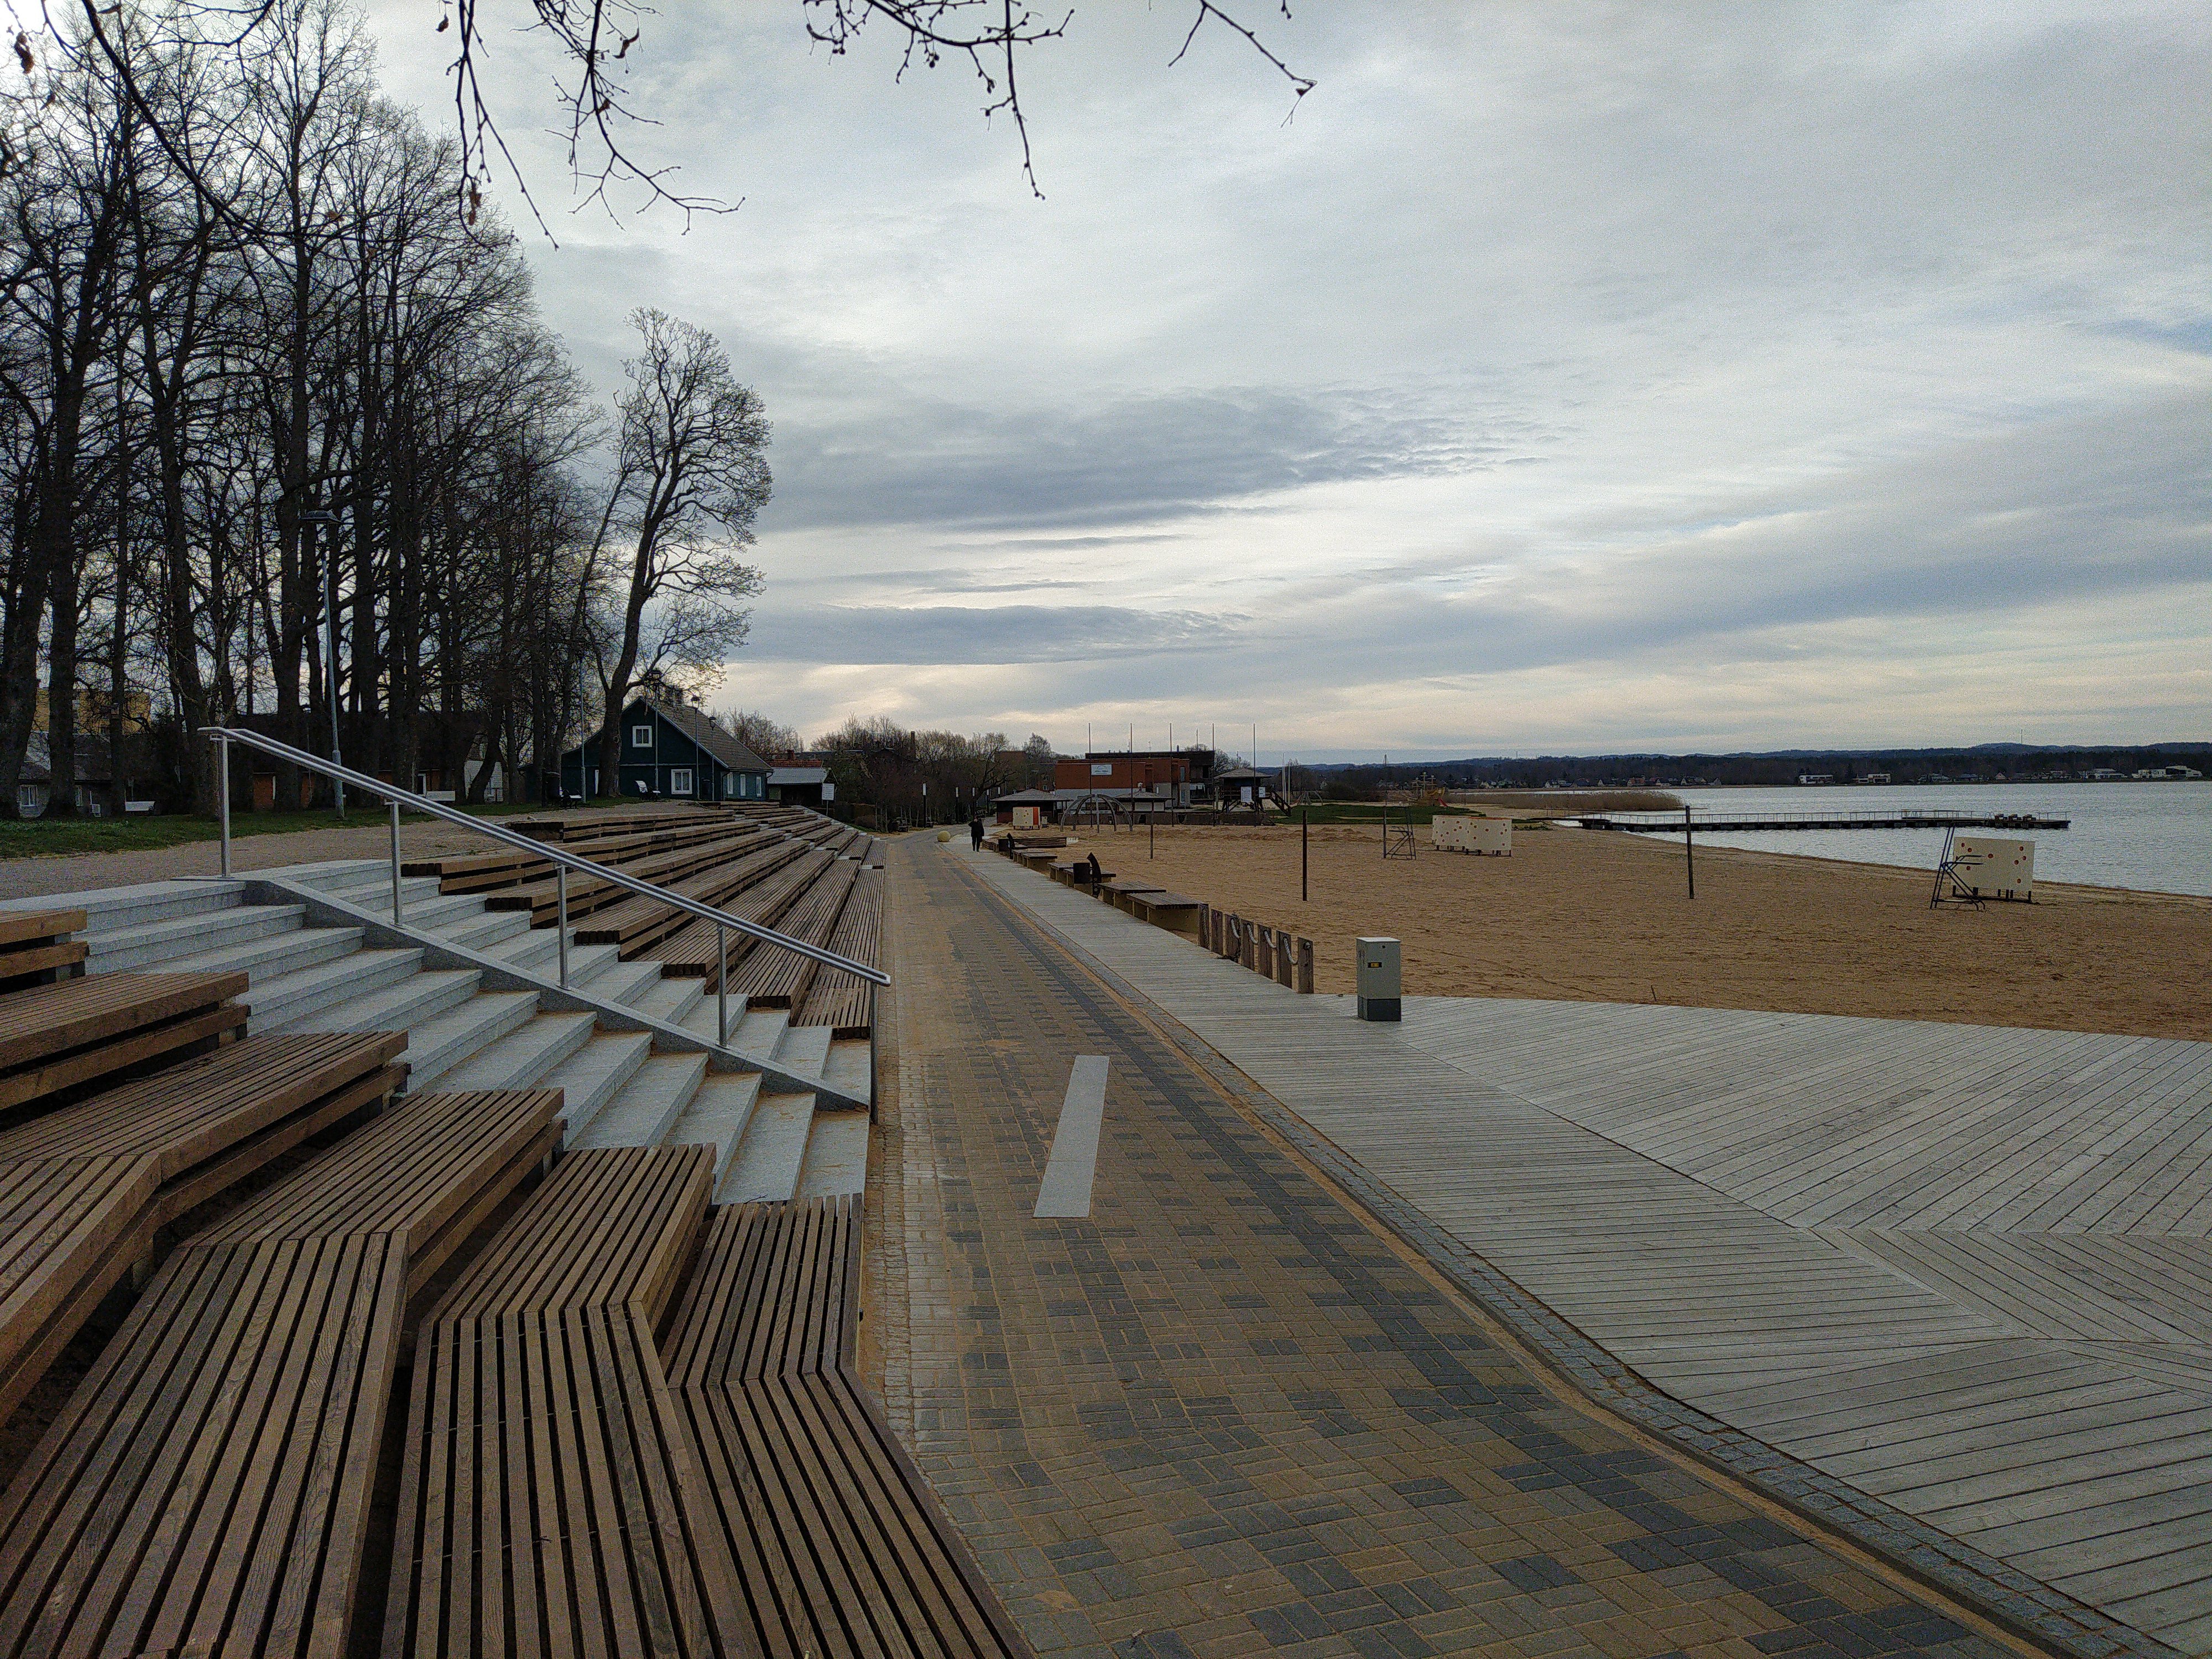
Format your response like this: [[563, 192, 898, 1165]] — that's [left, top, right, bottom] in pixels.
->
[[1051, 749, 1215, 806]]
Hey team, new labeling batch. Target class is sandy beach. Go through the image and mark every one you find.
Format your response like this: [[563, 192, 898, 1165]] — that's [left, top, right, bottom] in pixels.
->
[[1030, 820, 2212, 1042]]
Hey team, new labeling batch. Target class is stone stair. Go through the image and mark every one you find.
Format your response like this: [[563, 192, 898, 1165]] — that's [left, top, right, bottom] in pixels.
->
[[2, 864, 872, 1204]]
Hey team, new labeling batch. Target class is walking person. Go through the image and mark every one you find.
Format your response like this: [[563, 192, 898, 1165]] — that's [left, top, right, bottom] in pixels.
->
[[969, 813, 985, 852]]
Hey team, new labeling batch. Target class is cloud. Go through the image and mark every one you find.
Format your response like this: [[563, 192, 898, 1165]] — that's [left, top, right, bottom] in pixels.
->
[[358, 1, 2212, 755], [743, 603, 1241, 664], [761, 383, 1536, 531]]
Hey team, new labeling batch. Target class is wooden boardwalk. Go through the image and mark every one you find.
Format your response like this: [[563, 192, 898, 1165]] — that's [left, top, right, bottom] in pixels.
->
[[954, 844, 2212, 1655]]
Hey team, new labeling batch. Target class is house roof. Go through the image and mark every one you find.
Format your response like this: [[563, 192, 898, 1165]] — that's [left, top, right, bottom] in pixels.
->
[[639, 700, 770, 773], [769, 766, 828, 786], [18, 732, 114, 785], [994, 789, 1060, 803]]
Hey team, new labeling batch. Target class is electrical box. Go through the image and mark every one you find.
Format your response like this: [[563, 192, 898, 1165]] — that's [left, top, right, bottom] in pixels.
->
[[1432, 816, 1512, 855], [1950, 837, 2034, 901], [1357, 937, 1401, 1022]]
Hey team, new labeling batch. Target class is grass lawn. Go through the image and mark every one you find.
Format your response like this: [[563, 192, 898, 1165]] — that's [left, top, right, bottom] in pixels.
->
[[0, 801, 545, 859]]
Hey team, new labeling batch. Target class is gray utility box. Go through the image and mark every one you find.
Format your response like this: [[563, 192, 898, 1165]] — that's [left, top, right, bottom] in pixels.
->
[[1357, 937, 1401, 1022]]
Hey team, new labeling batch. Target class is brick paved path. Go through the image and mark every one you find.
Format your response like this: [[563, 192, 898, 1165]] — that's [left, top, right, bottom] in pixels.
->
[[864, 840, 2019, 1659]]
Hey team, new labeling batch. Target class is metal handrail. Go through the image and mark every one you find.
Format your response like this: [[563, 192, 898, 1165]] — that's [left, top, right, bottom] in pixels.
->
[[203, 728, 888, 1051]]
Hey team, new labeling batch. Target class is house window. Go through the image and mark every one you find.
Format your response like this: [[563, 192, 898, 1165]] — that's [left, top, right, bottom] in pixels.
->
[[670, 768, 694, 796], [632, 723, 653, 748]]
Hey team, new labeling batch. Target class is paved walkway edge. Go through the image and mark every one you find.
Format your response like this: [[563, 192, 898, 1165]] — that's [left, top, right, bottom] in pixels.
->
[[942, 850, 2177, 1659]]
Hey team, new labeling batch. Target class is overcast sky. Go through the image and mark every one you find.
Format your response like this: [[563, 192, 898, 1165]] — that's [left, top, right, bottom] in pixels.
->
[[368, 2, 2209, 761]]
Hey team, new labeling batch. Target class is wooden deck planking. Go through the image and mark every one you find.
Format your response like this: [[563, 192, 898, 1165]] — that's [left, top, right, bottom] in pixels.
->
[[952, 843, 2212, 1651]]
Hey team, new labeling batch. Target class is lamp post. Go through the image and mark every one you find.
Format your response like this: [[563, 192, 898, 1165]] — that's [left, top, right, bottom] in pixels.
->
[[302, 508, 345, 818]]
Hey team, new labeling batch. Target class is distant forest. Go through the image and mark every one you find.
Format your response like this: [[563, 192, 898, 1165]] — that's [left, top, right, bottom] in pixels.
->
[[1308, 742, 2212, 793]]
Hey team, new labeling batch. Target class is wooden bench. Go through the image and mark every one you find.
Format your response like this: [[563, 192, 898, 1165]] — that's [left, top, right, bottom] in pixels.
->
[[665, 1197, 1034, 1659], [509, 808, 712, 843], [420, 817, 767, 898], [0, 969, 249, 1117], [1125, 889, 1206, 938], [1100, 877, 1165, 914], [0, 909, 86, 993], [486, 827, 775, 925], [0, 1086, 561, 1658], [384, 1144, 742, 1659], [0, 1029, 409, 1420], [649, 848, 832, 982], [726, 858, 858, 1010], [573, 834, 803, 954], [794, 868, 881, 1037]]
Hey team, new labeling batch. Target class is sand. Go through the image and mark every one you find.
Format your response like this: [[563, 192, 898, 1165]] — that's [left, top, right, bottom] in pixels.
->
[[1040, 820, 2212, 1043]]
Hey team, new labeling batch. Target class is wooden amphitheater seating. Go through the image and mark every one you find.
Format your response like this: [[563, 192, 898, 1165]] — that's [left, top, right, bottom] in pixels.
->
[[0, 1086, 561, 1659], [794, 867, 881, 1036], [665, 1197, 1032, 1659], [510, 807, 712, 843], [573, 833, 808, 955], [650, 848, 833, 982], [485, 826, 774, 925], [0, 969, 249, 1115], [415, 815, 763, 895], [384, 1144, 744, 1659], [725, 858, 857, 1010], [0, 1030, 406, 1422], [0, 909, 86, 992]]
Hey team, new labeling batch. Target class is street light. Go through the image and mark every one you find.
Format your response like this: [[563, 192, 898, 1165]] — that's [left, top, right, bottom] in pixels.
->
[[302, 508, 345, 817]]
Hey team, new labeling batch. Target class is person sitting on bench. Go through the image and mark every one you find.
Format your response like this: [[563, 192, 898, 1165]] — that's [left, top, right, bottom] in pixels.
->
[[1086, 852, 1103, 893]]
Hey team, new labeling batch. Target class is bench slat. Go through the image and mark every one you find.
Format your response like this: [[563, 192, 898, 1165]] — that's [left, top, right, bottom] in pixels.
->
[[0, 1088, 561, 1659]]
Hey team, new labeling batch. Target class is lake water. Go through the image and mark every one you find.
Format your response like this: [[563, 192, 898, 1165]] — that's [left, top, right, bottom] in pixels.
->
[[1600, 781, 2212, 898]]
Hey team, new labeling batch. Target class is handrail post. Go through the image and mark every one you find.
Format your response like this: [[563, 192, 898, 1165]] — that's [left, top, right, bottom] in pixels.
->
[[390, 798, 404, 924], [216, 734, 232, 879], [717, 922, 728, 1046], [556, 866, 569, 989]]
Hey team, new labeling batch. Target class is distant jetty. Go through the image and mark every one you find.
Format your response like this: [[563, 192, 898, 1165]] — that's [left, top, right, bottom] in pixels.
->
[[1577, 808, 2069, 833]]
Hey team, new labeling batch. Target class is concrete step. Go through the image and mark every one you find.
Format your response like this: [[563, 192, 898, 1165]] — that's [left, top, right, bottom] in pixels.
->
[[241, 947, 423, 1031], [421, 907, 531, 954], [664, 1071, 762, 1181], [84, 904, 306, 972], [573, 958, 665, 1009], [398, 991, 541, 1091], [265, 967, 481, 1038], [629, 974, 702, 1027], [796, 1110, 869, 1201], [476, 926, 619, 984], [772, 1022, 834, 1077], [436, 1010, 597, 1092], [284, 860, 439, 901], [718, 1091, 815, 1204], [572, 1052, 709, 1151], [541, 1032, 655, 1139], [737, 1006, 790, 1053], [685, 1001, 785, 1053], [166, 924, 363, 985], [822, 1037, 873, 1107], [342, 887, 486, 930], [1, 879, 244, 931]]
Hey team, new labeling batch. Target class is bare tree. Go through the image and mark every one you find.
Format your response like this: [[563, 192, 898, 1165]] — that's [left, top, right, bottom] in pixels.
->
[[52, 2, 1312, 229], [716, 707, 802, 760], [588, 307, 768, 796]]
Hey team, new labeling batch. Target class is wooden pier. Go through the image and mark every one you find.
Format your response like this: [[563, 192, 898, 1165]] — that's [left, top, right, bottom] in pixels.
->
[[1577, 807, 2069, 832]]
